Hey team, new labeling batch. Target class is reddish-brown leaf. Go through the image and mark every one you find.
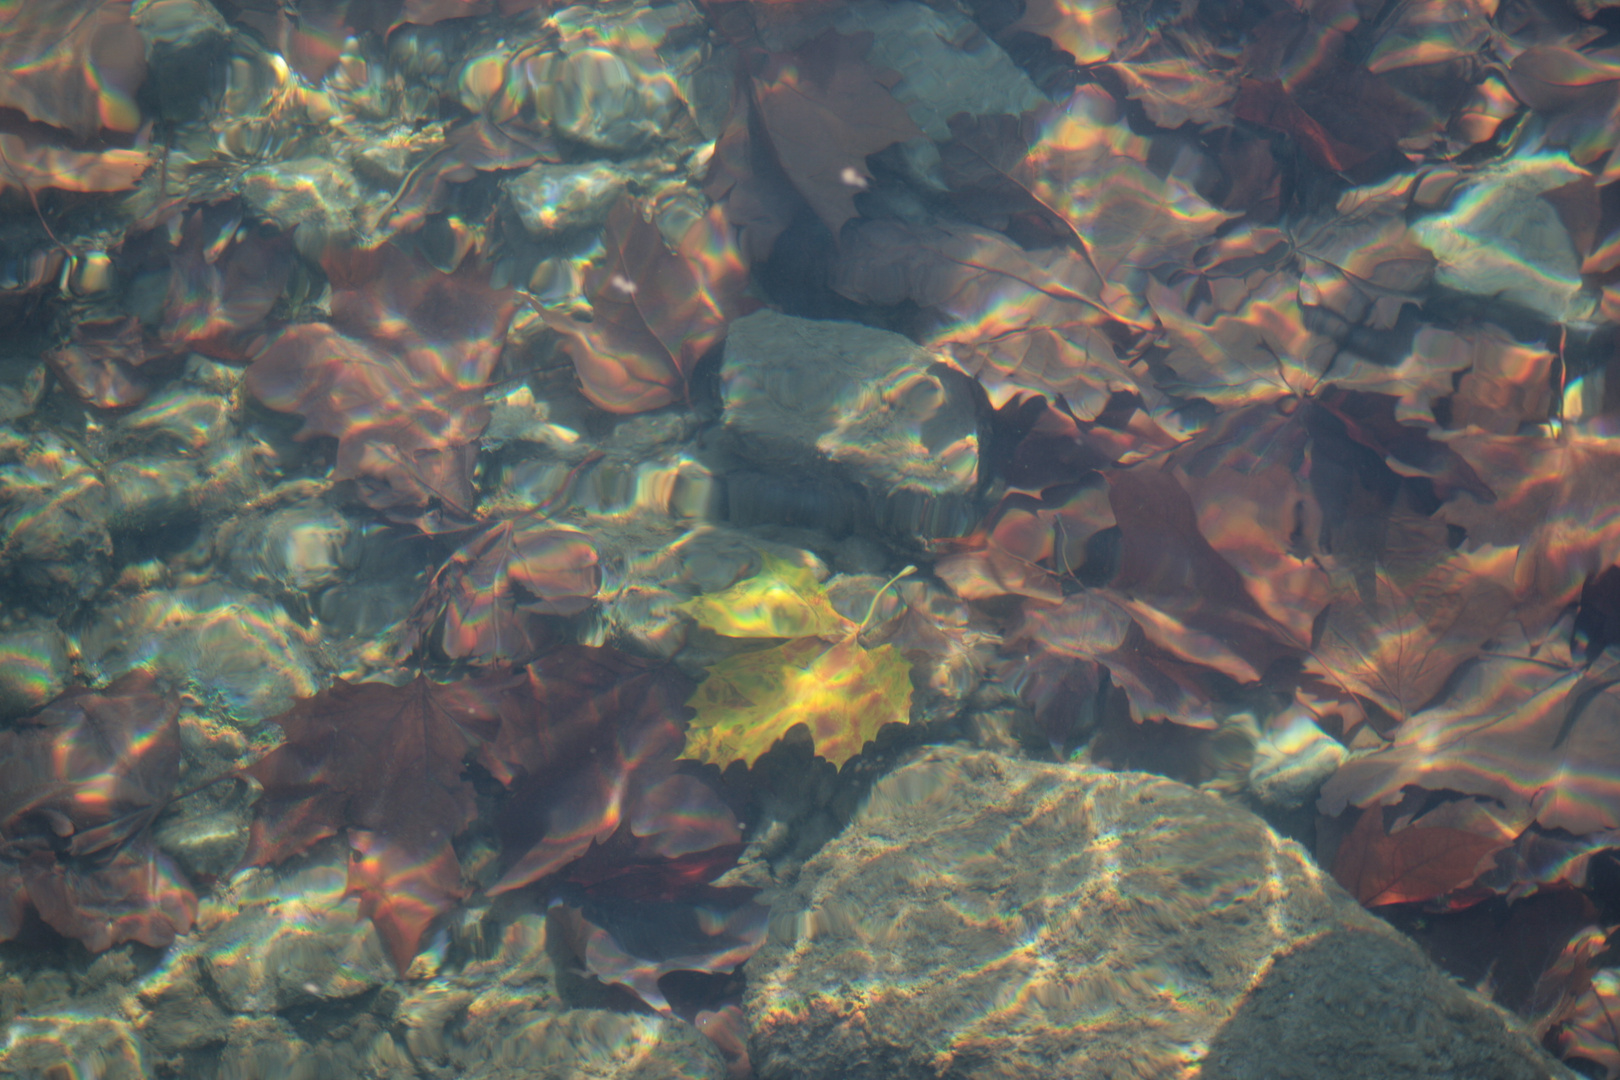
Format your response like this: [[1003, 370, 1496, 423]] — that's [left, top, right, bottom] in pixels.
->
[[935, 478, 1115, 603], [1332, 807, 1506, 907], [0, 671, 196, 952], [0, 128, 148, 196], [750, 30, 922, 237], [1438, 423, 1620, 638], [244, 672, 522, 972], [552, 886, 766, 1015], [1167, 404, 1330, 647], [1319, 645, 1620, 838], [1555, 968, 1620, 1078], [0, 0, 145, 138], [161, 206, 293, 362], [1107, 465, 1295, 681], [1103, 58, 1236, 128], [703, 78, 800, 265], [489, 647, 702, 894], [247, 244, 517, 525], [46, 316, 154, 409], [403, 518, 601, 663], [541, 195, 750, 414], [1011, 591, 1238, 729], [1307, 531, 1516, 723]]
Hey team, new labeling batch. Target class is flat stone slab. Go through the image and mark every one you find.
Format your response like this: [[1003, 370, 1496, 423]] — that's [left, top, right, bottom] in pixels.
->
[[745, 746, 1571, 1080]]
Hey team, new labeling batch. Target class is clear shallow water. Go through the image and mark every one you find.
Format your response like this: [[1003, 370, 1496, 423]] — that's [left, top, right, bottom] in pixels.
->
[[0, 0, 1614, 1076]]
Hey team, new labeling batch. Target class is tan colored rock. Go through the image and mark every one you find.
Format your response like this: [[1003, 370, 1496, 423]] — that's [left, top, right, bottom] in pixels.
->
[[747, 746, 1573, 1080]]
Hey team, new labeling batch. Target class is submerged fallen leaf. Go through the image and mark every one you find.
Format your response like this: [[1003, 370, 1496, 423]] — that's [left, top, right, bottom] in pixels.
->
[[1555, 968, 1620, 1078], [404, 518, 601, 663], [1439, 422, 1620, 636], [1307, 535, 1517, 723], [244, 673, 518, 971], [1009, 0, 1123, 66], [45, 316, 154, 410], [1332, 806, 1506, 907], [0, 672, 195, 952], [749, 30, 922, 237], [0, 128, 148, 196], [161, 205, 293, 362], [0, 0, 144, 137], [553, 886, 767, 1015], [680, 557, 913, 768], [541, 196, 750, 414], [1103, 58, 1236, 128], [1319, 647, 1620, 837], [247, 244, 517, 525]]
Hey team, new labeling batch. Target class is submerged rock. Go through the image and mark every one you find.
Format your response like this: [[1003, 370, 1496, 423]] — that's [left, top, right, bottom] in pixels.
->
[[507, 163, 629, 236], [462, 1010, 727, 1080], [746, 746, 1572, 1080], [77, 584, 323, 723], [0, 1014, 146, 1080], [719, 311, 983, 541], [0, 620, 70, 718], [0, 432, 113, 610]]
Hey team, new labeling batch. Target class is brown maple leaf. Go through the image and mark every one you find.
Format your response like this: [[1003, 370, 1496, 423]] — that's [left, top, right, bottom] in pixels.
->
[[489, 647, 700, 895], [702, 77, 801, 265], [750, 30, 922, 238], [246, 244, 517, 525], [402, 517, 601, 663], [0, 671, 196, 952], [1166, 403, 1330, 647], [1307, 525, 1516, 724], [540, 195, 750, 414], [244, 672, 521, 972], [1332, 806, 1506, 908], [46, 316, 155, 409], [0, 126, 148, 196], [1555, 968, 1620, 1079], [934, 478, 1115, 604], [1106, 465, 1296, 682], [1011, 590, 1236, 728], [161, 205, 293, 362], [1102, 58, 1236, 128], [0, 0, 145, 138], [1506, 47, 1620, 171], [1320, 644, 1620, 838], [1438, 423, 1620, 638]]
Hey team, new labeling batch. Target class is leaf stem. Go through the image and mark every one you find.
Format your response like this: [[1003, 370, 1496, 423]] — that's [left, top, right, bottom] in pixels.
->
[[857, 565, 917, 636]]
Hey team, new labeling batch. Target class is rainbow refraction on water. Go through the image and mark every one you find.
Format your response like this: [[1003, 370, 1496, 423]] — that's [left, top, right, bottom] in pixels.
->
[[0, 0, 1618, 1076]]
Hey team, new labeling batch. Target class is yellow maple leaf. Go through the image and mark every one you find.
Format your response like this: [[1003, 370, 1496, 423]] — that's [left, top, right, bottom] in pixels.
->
[[679, 558, 915, 768]]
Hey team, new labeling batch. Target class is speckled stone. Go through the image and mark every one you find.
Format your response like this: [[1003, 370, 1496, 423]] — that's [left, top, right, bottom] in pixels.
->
[[746, 746, 1573, 1080]]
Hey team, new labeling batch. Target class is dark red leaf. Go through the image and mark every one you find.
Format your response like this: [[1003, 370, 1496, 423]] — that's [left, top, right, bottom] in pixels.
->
[[1332, 806, 1507, 908], [0, 672, 196, 952], [750, 30, 922, 238], [489, 647, 702, 894], [403, 518, 601, 663], [45, 316, 153, 409], [244, 672, 522, 971], [162, 206, 293, 362], [541, 195, 750, 414], [0, 0, 145, 138], [246, 244, 517, 526], [554, 888, 767, 1015]]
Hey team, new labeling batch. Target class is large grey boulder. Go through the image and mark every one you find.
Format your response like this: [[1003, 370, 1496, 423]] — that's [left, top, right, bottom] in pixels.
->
[[719, 310, 984, 541], [746, 746, 1572, 1080]]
